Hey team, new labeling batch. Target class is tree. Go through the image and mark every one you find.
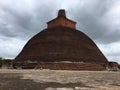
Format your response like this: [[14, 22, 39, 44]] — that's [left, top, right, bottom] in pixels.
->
[[0, 57, 3, 67], [118, 64, 120, 69]]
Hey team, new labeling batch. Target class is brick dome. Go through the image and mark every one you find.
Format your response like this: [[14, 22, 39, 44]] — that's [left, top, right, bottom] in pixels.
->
[[15, 26, 107, 62], [14, 9, 108, 70]]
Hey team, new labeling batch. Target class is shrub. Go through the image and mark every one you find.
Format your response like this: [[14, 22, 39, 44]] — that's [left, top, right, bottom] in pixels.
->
[[0, 57, 3, 67], [118, 64, 120, 69]]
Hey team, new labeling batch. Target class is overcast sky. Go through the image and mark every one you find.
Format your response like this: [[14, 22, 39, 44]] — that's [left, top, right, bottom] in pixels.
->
[[0, 0, 120, 63]]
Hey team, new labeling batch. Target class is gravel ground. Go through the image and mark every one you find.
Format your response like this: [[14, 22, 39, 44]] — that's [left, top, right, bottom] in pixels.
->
[[0, 69, 120, 90]]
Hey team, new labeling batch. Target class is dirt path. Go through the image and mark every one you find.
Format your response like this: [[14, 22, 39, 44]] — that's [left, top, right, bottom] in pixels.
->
[[0, 69, 120, 90]]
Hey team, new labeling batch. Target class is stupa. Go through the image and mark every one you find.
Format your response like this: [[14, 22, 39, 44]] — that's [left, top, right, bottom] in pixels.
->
[[14, 9, 108, 70]]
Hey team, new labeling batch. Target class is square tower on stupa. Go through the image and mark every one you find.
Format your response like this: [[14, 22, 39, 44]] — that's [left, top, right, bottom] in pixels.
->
[[47, 9, 76, 29]]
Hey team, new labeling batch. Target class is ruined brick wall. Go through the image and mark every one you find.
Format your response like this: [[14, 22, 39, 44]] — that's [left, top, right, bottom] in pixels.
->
[[14, 62, 107, 71], [2, 59, 13, 69], [107, 62, 119, 70], [36, 62, 106, 71]]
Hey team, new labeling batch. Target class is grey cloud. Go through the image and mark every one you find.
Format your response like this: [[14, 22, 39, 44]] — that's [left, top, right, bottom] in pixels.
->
[[0, 0, 63, 59], [0, 2, 55, 40], [97, 30, 120, 44], [68, 0, 120, 44]]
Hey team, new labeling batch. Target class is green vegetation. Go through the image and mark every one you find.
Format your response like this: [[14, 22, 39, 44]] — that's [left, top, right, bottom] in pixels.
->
[[0, 57, 3, 67], [118, 64, 120, 69]]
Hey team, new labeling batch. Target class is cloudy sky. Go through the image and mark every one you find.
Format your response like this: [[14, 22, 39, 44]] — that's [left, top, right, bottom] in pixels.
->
[[0, 0, 120, 63]]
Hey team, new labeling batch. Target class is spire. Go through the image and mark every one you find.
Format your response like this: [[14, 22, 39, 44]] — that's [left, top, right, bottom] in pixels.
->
[[58, 9, 66, 18]]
